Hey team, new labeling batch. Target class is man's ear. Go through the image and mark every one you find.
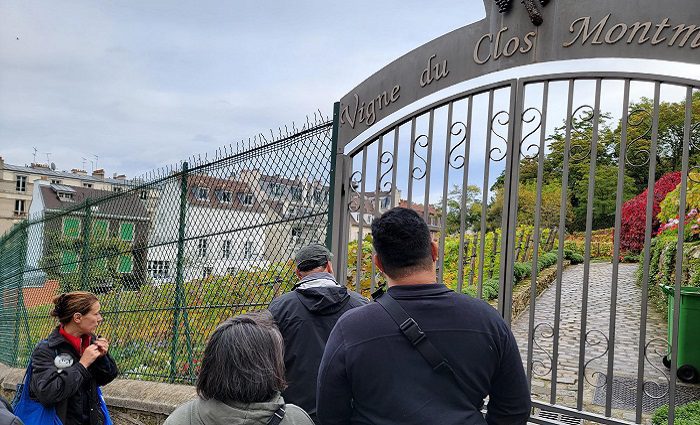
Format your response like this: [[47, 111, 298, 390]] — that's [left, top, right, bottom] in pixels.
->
[[431, 240, 439, 262], [295, 269, 302, 279], [373, 254, 384, 273], [325, 261, 334, 274]]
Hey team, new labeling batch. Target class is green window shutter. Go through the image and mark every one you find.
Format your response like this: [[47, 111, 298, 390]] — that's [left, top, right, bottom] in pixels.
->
[[120, 222, 134, 241], [93, 257, 107, 271], [117, 254, 133, 273], [60, 251, 78, 273], [63, 218, 81, 238], [92, 220, 108, 239]]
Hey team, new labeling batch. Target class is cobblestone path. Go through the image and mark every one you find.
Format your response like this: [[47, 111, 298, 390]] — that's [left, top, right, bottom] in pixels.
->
[[511, 262, 668, 407]]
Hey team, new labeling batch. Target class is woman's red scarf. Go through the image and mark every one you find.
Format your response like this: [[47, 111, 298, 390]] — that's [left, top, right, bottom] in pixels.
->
[[59, 325, 91, 356]]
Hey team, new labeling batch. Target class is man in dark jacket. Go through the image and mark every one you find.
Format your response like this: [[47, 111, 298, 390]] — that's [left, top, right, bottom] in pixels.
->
[[30, 328, 118, 425], [317, 208, 531, 425], [269, 243, 368, 424]]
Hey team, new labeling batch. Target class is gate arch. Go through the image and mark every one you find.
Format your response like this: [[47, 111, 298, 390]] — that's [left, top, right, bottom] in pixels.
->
[[330, 2, 700, 422]]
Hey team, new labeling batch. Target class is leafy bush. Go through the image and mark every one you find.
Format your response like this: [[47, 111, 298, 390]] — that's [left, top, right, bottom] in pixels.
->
[[537, 252, 558, 271], [652, 400, 700, 425], [513, 262, 532, 281], [620, 172, 681, 253], [658, 172, 700, 223], [564, 249, 584, 264]]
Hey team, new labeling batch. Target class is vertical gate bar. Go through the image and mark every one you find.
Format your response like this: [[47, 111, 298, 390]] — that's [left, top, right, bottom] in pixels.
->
[[576, 78, 602, 411], [478, 91, 496, 299], [527, 80, 549, 387], [423, 110, 435, 221], [391, 126, 400, 207], [551, 79, 576, 404], [500, 80, 522, 324], [407, 118, 417, 207], [458, 98, 475, 294], [171, 161, 188, 383], [438, 103, 455, 284], [371, 136, 384, 293], [337, 155, 353, 288], [355, 147, 369, 293], [326, 102, 341, 251], [635, 81, 661, 423], [606, 79, 631, 417], [668, 86, 693, 425]]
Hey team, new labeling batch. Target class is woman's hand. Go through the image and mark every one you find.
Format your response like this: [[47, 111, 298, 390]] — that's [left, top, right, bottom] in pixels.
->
[[94, 337, 109, 356], [79, 345, 102, 368]]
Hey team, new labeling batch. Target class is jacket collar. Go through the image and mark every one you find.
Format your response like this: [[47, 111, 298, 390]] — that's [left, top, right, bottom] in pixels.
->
[[46, 326, 94, 351], [294, 271, 338, 290], [386, 283, 451, 299]]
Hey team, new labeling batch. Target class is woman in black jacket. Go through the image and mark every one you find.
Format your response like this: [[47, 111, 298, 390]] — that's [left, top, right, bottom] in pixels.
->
[[29, 291, 118, 425]]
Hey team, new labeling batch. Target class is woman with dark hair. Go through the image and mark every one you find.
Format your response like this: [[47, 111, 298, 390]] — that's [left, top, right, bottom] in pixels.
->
[[28, 291, 118, 425], [165, 311, 314, 425]]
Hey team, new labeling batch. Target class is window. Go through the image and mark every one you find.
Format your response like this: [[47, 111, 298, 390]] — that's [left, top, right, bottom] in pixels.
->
[[60, 251, 79, 274], [291, 227, 301, 246], [117, 254, 133, 273], [222, 240, 232, 259], [381, 196, 391, 210], [197, 238, 208, 258], [119, 222, 134, 241], [58, 191, 74, 201], [244, 241, 254, 260], [51, 179, 62, 185], [92, 220, 109, 239], [16, 176, 27, 192], [139, 190, 148, 200], [290, 186, 302, 201], [14, 200, 26, 216], [202, 267, 213, 279], [113, 186, 123, 193], [313, 189, 323, 204], [269, 183, 284, 197], [148, 261, 171, 279], [63, 217, 81, 238], [195, 187, 209, 200], [237, 192, 254, 206], [226, 267, 238, 275], [216, 190, 232, 203], [83, 183, 93, 188]]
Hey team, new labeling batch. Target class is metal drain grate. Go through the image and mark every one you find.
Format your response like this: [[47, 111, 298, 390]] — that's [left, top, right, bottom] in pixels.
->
[[592, 374, 700, 412], [536, 409, 583, 425]]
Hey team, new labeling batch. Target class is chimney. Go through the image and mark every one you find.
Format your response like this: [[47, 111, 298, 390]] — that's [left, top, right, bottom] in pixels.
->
[[92, 169, 105, 179], [32, 163, 51, 169], [71, 168, 87, 175], [115, 174, 127, 181], [0, 156, 4, 168]]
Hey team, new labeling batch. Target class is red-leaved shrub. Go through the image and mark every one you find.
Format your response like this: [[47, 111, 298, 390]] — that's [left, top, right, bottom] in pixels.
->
[[620, 172, 681, 253]]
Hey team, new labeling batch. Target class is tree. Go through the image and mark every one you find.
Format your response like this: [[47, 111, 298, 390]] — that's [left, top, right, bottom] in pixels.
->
[[571, 165, 636, 230], [439, 185, 482, 235]]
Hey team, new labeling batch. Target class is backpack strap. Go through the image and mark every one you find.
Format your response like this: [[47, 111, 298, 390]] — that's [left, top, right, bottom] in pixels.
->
[[267, 405, 286, 425], [375, 292, 476, 406]]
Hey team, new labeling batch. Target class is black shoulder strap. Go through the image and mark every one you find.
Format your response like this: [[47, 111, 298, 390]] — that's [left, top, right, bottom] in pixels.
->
[[376, 293, 475, 401], [267, 405, 286, 425]]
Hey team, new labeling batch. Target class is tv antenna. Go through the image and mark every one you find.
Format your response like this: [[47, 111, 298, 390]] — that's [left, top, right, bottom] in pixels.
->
[[93, 154, 99, 169], [45, 153, 51, 163], [82, 157, 87, 170], [32, 147, 38, 163]]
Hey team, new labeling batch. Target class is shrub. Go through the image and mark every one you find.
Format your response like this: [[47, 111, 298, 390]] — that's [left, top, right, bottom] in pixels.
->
[[513, 262, 532, 281], [658, 171, 700, 223], [564, 249, 584, 264], [537, 252, 558, 271], [652, 400, 700, 425], [482, 278, 500, 300], [620, 172, 681, 254]]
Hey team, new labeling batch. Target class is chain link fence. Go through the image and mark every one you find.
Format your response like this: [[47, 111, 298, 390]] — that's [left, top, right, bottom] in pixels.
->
[[0, 120, 334, 383]]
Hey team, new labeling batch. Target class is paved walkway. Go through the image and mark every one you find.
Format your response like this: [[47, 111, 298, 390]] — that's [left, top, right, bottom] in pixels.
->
[[511, 262, 668, 407]]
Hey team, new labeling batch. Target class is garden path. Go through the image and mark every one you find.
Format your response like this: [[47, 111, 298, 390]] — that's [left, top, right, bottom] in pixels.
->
[[511, 262, 668, 404]]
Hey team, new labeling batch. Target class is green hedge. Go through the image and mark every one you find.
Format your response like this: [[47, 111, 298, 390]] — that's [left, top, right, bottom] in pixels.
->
[[652, 400, 700, 425]]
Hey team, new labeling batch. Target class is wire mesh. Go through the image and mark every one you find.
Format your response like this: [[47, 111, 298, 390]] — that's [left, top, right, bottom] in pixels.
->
[[0, 120, 333, 384]]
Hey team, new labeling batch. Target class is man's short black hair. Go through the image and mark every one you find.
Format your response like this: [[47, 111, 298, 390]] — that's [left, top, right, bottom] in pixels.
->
[[370, 207, 433, 279]]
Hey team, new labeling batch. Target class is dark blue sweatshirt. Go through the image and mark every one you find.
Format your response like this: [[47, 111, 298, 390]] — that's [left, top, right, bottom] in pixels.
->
[[316, 284, 530, 425]]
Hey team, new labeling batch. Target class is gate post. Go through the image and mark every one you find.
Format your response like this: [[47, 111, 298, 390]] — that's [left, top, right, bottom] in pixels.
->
[[326, 102, 341, 252], [498, 80, 524, 325], [328, 102, 352, 288]]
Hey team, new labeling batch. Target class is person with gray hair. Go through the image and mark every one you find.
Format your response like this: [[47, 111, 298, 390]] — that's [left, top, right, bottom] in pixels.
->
[[165, 311, 314, 425], [268, 244, 368, 424]]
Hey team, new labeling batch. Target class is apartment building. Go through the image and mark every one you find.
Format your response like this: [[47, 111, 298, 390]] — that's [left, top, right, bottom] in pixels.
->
[[0, 156, 129, 235]]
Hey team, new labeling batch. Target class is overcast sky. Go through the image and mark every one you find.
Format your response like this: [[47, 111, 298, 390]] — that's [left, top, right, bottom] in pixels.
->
[[0, 1, 477, 178], [2, 1, 699, 181]]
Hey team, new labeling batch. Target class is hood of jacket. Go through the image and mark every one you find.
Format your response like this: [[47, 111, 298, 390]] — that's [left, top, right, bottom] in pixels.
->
[[196, 394, 285, 425], [294, 272, 350, 315]]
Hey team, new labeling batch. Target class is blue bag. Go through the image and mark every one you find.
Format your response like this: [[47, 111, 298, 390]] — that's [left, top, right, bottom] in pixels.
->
[[97, 387, 113, 425], [12, 357, 63, 425]]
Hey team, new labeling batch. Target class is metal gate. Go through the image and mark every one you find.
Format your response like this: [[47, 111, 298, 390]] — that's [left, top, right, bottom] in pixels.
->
[[332, 72, 700, 424]]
